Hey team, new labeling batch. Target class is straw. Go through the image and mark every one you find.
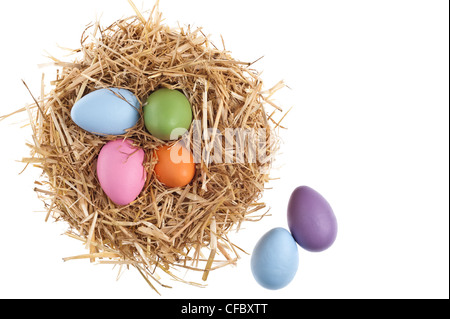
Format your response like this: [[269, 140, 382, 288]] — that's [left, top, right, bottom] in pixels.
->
[[1, 2, 286, 293]]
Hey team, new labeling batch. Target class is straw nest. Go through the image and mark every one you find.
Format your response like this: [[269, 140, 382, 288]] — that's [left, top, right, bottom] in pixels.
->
[[4, 3, 286, 293]]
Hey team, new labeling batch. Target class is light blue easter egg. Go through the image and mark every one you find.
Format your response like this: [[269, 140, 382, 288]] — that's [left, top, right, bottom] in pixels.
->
[[251, 227, 299, 290], [71, 88, 140, 135]]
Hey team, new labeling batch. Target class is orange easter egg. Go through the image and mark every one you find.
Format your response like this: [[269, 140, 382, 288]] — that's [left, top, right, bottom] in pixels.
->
[[154, 144, 196, 188]]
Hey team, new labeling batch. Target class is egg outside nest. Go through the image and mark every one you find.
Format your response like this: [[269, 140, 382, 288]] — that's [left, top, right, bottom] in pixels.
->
[[10, 2, 288, 294]]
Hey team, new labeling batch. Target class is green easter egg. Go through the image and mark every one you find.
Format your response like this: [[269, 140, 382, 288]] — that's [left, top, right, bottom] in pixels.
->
[[144, 89, 193, 141]]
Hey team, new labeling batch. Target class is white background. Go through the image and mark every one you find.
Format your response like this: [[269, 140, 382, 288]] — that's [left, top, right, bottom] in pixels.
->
[[0, 0, 448, 299]]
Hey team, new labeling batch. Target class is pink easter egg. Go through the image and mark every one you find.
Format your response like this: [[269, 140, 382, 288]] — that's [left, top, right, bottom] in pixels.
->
[[97, 139, 147, 206]]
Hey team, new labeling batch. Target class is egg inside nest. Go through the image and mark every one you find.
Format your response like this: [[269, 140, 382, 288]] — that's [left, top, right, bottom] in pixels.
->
[[20, 4, 285, 293]]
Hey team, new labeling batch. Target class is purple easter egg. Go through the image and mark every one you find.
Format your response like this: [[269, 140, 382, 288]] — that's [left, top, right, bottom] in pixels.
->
[[287, 186, 337, 252]]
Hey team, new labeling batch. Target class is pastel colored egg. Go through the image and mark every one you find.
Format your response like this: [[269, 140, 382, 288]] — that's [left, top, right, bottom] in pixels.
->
[[71, 88, 140, 135], [251, 227, 299, 290], [287, 186, 337, 252], [97, 139, 147, 206], [144, 88, 193, 141], [154, 144, 195, 188]]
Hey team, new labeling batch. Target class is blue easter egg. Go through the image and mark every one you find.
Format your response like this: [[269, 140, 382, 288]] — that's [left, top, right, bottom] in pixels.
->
[[71, 88, 140, 135], [251, 227, 299, 290]]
